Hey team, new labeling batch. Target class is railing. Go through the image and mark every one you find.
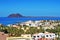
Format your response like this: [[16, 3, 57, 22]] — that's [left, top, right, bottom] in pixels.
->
[[6, 37, 32, 40]]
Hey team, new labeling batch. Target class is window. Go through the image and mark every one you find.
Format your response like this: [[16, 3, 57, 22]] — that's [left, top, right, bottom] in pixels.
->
[[37, 36, 39, 37], [33, 36, 36, 38], [29, 24, 31, 26], [50, 35, 52, 37], [46, 35, 48, 37]]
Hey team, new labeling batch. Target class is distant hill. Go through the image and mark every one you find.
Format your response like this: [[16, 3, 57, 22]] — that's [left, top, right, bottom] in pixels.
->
[[8, 13, 23, 18], [8, 13, 60, 18]]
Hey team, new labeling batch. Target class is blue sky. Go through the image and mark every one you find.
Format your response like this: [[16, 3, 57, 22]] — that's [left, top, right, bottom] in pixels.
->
[[0, 0, 60, 17]]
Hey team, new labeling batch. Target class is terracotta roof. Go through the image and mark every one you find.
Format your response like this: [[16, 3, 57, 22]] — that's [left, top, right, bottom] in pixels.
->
[[0, 32, 8, 40]]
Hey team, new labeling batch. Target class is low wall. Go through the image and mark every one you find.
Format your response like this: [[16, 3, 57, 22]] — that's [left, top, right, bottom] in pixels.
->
[[6, 37, 32, 40]]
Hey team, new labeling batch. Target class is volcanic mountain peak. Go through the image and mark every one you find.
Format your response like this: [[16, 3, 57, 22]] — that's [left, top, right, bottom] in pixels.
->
[[8, 13, 23, 18]]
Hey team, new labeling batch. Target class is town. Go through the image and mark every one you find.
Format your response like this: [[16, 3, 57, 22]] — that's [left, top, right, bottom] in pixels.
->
[[0, 20, 60, 40]]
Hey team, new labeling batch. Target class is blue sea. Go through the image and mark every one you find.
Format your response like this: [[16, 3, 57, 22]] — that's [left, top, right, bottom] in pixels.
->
[[0, 17, 60, 25]]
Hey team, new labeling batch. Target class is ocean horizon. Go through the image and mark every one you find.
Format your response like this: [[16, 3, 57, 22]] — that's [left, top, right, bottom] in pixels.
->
[[0, 17, 60, 25]]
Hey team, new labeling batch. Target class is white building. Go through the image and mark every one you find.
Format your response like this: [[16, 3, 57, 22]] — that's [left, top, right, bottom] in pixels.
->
[[20, 20, 39, 27], [32, 32, 57, 40]]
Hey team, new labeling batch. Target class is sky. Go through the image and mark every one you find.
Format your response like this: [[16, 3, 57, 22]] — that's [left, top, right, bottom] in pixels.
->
[[0, 0, 60, 17]]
